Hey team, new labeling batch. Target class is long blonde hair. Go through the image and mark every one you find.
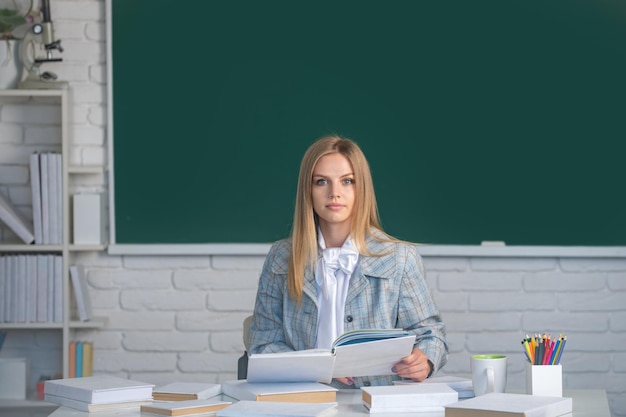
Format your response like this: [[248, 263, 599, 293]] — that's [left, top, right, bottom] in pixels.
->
[[288, 135, 393, 302]]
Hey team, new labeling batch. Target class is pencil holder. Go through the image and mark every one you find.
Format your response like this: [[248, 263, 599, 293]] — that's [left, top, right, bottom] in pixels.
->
[[526, 363, 562, 397]]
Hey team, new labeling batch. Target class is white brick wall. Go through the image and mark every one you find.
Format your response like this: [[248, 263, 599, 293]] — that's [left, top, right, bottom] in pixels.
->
[[0, 1, 624, 416]]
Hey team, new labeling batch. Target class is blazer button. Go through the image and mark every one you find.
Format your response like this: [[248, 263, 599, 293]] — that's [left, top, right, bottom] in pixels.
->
[[346, 315, 353, 322]]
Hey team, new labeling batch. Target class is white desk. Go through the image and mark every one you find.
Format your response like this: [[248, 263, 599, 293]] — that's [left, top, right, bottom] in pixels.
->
[[46, 389, 610, 417]]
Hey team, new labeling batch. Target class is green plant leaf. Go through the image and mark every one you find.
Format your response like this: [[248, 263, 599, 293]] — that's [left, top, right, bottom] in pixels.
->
[[0, 8, 27, 35]]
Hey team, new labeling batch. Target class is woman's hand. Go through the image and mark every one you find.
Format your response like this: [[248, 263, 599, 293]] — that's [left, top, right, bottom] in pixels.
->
[[392, 347, 432, 382], [335, 377, 356, 386]]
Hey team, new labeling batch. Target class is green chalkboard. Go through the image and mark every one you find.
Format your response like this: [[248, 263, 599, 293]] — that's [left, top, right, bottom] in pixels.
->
[[110, 0, 626, 246]]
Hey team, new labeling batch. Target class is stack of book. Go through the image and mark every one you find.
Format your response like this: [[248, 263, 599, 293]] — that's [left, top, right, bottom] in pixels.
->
[[362, 383, 459, 413], [222, 380, 337, 403], [395, 375, 475, 398], [152, 382, 222, 401], [216, 401, 338, 417], [44, 375, 155, 412]]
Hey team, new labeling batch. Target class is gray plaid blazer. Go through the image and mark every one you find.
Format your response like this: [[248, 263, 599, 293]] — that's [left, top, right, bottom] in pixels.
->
[[249, 231, 448, 387]]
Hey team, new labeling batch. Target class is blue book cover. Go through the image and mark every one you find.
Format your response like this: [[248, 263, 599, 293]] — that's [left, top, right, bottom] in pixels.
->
[[75, 342, 83, 377]]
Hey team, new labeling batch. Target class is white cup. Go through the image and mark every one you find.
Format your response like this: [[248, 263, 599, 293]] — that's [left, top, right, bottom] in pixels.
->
[[471, 354, 507, 396]]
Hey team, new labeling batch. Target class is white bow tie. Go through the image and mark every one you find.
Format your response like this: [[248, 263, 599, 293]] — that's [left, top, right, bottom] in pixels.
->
[[317, 237, 359, 299], [322, 246, 359, 277]]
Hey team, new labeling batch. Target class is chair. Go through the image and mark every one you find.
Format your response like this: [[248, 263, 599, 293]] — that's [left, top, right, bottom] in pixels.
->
[[237, 315, 253, 379]]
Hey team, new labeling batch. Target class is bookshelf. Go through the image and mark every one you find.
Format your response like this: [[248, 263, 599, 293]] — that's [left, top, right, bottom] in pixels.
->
[[0, 89, 107, 407]]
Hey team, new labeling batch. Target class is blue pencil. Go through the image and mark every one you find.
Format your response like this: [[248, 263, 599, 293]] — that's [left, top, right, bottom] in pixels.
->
[[549, 339, 561, 365], [555, 336, 567, 365]]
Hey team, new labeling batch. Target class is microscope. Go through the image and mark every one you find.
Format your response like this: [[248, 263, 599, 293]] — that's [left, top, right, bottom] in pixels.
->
[[18, 0, 68, 89]]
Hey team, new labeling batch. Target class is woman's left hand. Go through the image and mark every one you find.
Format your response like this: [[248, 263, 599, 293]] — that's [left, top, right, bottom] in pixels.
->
[[391, 347, 432, 382]]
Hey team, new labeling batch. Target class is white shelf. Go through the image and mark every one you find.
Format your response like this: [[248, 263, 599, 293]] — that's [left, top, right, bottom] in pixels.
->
[[0, 89, 64, 97], [0, 322, 64, 330], [0, 89, 106, 395], [67, 165, 105, 175], [0, 317, 107, 331], [69, 244, 108, 252], [0, 244, 63, 252], [69, 317, 108, 329]]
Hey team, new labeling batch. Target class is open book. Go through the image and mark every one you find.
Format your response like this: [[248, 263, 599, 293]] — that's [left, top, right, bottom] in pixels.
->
[[247, 329, 416, 383]]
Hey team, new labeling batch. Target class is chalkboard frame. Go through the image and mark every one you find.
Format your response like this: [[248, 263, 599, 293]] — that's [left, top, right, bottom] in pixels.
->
[[106, 0, 626, 255]]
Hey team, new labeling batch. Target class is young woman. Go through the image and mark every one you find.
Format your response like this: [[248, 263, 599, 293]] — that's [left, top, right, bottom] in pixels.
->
[[248, 135, 448, 387]]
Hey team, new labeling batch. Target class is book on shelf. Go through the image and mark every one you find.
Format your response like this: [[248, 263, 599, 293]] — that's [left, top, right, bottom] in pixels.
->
[[2, 255, 14, 322], [443, 392, 573, 417], [247, 329, 416, 383], [82, 341, 94, 377], [0, 254, 61, 324], [69, 264, 92, 321], [69, 341, 94, 377], [29, 152, 43, 244], [44, 393, 152, 412], [0, 190, 34, 244], [152, 382, 222, 401], [46, 254, 54, 322], [53, 255, 62, 322], [0, 257, 4, 323], [222, 380, 337, 403], [68, 342, 76, 378], [362, 382, 458, 413], [26, 254, 37, 323], [16, 255, 26, 322], [39, 152, 63, 244], [9, 255, 16, 322], [36, 254, 48, 322], [48, 151, 59, 244], [54, 153, 63, 244], [39, 152, 50, 244], [141, 399, 232, 416], [216, 400, 338, 417], [395, 375, 475, 398], [44, 375, 155, 404]]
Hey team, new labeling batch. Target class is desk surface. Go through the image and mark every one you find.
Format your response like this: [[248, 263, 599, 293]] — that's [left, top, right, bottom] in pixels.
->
[[46, 389, 610, 417]]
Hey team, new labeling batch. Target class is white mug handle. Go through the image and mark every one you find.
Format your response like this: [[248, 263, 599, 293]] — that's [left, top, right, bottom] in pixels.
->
[[486, 367, 495, 393]]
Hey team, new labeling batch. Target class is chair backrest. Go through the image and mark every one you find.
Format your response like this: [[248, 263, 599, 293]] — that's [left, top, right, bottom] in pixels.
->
[[242, 315, 253, 352], [238, 315, 254, 380]]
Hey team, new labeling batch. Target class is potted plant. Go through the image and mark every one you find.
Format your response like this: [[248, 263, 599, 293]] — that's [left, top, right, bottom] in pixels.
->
[[0, 0, 34, 88]]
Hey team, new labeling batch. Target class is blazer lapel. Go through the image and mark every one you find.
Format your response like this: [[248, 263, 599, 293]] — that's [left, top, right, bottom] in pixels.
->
[[302, 266, 318, 307], [346, 235, 396, 304]]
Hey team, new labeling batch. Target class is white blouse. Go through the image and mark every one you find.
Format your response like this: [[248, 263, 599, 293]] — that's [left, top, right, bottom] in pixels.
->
[[315, 232, 359, 349]]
